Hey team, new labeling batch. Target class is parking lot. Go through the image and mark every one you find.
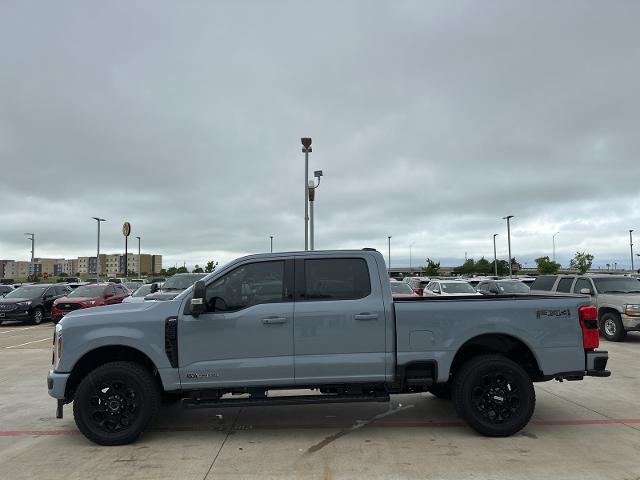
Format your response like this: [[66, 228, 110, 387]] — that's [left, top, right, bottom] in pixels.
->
[[0, 321, 638, 480]]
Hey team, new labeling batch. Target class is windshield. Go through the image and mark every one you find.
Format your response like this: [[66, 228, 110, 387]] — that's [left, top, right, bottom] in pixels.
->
[[132, 284, 153, 297], [497, 281, 530, 293], [391, 282, 415, 294], [125, 282, 143, 290], [161, 274, 206, 291], [441, 282, 476, 294], [4, 286, 48, 299], [68, 285, 107, 298], [593, 277, 640, 294]]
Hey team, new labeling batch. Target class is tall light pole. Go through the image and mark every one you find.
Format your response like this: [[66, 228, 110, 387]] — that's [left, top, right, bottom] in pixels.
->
[[630, 230, 634, 271], [387, 236, 392, 270], [493, 234, 499, 276], [92, 217, 106, 281], [24, 233, 35, 277], [503, 215, 514, 278], [270, 236, 273, 253], [409, 243, 414, 272], [136, 236, 141, 277], [553, 231, 560, 262], [301, 137, 312, 251], [308, 170, 323, 251]]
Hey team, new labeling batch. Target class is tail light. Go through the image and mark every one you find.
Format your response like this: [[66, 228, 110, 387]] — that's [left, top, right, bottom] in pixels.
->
[[416, 288, 424, 296], [579, 306, 599, 350]]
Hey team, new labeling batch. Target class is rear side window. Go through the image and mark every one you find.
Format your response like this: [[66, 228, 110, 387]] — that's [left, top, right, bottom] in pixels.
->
[[574, 278, 594, 295], [530, 276, 557, 291], [303, 258, 371, 300], [556, 277, 574, 293]]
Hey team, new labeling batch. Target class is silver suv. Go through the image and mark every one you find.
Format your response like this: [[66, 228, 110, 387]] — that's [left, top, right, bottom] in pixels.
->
[[530, 274, 640, 341]]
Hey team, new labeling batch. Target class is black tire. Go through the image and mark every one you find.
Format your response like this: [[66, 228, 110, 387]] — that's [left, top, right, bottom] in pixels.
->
[[428, 382, 452, 399], [600, 312, 626, 342], [28, 307, 44, 325], [73, 361, 161, 446], [452, 355, 535, 437]]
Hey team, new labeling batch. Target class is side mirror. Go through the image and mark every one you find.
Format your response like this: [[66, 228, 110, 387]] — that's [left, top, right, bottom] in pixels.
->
[[580, 288, 593, 295], [150, 283, 158, 293], [191, 280, 206, 317]]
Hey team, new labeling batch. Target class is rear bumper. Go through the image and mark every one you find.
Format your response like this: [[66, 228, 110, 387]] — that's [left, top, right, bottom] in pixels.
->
[[585, 350, 610, 377], [47, 370, 70, 400]]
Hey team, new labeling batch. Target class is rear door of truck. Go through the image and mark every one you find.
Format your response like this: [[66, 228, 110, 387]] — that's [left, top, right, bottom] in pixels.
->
[[293, 254, 388, 384]]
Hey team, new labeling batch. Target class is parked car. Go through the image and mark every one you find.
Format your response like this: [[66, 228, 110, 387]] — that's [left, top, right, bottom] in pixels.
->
[[51, 283, 130, 324], [476, 279, 531, 295], [107, 278, 124, 284], [129, 278, 149, 284], [0, 284, 70, 324], [65, 282, 89, 290], [144, 273, 206, 301], [122, 283, 156, 303], [0, 285, 14, 297], [423, 279, 481, 296], [403, 276, 431, 296], [150, 277, 166, 284], [389, 280, 420, 298], [48, 249, 609, 445], [124, 281, 145, 292], [530, 274, 640, 341], [466, 276, 498, 288], [64, 277, 81, 284]]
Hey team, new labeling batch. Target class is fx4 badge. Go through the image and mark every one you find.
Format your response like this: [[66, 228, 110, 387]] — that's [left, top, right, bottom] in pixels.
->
[[536, 309, 571, 319], [186, 372, 220, 379]]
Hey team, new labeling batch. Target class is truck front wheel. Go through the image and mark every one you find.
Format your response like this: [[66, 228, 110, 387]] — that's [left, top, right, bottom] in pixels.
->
[[600, 312, 626, 342], [452, 355, 535, 437], [73, 361, 161, 445]]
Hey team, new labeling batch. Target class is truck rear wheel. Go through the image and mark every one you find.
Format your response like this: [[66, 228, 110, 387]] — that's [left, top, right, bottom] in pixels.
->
[[73, 361, 161, 445], [600, 312, 626, 342], [452, 355, 535, 437]]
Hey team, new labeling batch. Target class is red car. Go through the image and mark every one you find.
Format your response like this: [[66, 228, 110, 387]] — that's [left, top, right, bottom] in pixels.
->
[[52, 283, 130, 323], [390, 280, 420, 299]]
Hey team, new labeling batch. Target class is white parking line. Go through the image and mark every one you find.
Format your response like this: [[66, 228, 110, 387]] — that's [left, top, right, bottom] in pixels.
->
[[0, 326, 47, 335], [4, 338, 52, 349]]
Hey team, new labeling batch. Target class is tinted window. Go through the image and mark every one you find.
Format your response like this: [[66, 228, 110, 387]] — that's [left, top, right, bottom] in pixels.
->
[[303, 258, 370, 300], [530, 276, 557, 291], [206, 261, 284, 312], [496, 281, 530, 294], [556, 277, 574, 293], [574, 278, 594, 295], [592, 277, 640, 294]]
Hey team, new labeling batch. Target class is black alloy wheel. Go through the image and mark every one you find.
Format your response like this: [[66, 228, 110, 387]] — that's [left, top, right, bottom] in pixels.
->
[[30, 307, 44, 325], [453, 355, 535, 437]]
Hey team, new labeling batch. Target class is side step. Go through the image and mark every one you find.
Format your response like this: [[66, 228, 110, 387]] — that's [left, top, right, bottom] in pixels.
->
[[182, 393, 390, 409]]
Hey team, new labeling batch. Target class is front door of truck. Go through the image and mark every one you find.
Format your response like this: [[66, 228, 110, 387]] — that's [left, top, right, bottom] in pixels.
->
[[293, 256, 388, 384], [178, 259, 295, 388]]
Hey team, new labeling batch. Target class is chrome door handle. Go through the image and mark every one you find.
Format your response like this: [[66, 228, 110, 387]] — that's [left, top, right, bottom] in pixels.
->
[[262, 317, 287, 325], [354, 313, 378, 321]]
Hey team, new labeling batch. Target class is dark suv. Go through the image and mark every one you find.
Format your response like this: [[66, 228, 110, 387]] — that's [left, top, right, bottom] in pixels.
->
[[0, 284, 70, 325]]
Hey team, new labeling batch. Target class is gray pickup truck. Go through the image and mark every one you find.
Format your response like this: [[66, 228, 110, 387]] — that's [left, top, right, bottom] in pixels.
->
[[48, 250, 610, 445]]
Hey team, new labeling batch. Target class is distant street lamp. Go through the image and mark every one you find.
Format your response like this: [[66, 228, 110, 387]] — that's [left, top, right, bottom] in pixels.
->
[[270, 235, 273, 253], [24, 233, 35, 276], [493, 234, 499, 276], [503, 215, 514, 278], [553, 232, 560, 263], [409, 243, 414, 272], [301, 137, 312, 251], [92, 217, 106, 281], [136, 236, 141, 276], [630, 230, 635, 271], [388, 236, 392, 270], [308, 170, 323, 251]]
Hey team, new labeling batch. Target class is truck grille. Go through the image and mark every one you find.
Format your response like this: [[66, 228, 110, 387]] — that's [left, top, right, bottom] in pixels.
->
[[0, 304, 17, 312]]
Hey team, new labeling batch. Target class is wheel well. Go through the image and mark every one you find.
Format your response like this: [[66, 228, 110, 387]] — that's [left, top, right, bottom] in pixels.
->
[[598, 307, 620, 320], [65, 345, 162, 401], [449, 334, 542, 381]]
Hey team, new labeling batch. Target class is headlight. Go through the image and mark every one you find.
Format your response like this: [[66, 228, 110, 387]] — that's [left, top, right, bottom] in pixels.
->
[[624, 304, 640, 317], [53, 324, 62, 370], [16, 300, 32, 307]]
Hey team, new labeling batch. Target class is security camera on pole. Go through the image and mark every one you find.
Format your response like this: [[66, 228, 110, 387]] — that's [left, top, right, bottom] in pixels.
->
[[308, 170, 323, 251]]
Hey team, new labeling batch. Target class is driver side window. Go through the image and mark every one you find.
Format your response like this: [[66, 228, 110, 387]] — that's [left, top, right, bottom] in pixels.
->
[[205, 261, 285, 313]]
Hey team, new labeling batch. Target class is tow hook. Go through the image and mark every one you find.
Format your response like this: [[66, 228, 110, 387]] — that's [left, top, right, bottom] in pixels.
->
[[56, 399, 64, 419]]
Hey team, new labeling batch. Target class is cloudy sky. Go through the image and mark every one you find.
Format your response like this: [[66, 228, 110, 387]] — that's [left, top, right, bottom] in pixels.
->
[[1, 0, 639, 271]]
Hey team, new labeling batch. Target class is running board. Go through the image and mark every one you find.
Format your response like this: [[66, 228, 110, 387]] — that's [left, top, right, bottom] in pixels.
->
[[182, 393, 390, 409]]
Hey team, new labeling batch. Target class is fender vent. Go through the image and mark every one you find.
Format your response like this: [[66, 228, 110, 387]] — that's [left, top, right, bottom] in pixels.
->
[[165, 317, 178, 368]]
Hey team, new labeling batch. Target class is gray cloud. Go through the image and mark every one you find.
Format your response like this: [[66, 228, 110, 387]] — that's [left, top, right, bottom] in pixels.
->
[[1, 1, 639, 270]]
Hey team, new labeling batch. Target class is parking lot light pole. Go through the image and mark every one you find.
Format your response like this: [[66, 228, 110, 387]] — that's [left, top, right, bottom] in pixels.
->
[[553, 231, 560, 262], [301, 138, 312, 251], [307, 171, 323, 251], [493, 234, 499, 276], [92, 217, 106, 281], [503, 216, 514, 278], [409, 243, 414, 272], [136, 236, 141, 277], [630, 230, 634, 271], [24, 233, 35, 277], [388, 236, 392, 270], [270, 236, 273, 253]]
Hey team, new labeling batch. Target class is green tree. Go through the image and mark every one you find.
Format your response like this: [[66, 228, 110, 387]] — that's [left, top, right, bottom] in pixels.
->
[[535, 256, 561, 275], [176, 266, 188, 274], [423, 258, 441, 276], [166, 267, 178, 276], [192, 264, 204, 273], [570, 251, 594, 274], [205, 261, 218, 273], [475, 257, 492, 275]]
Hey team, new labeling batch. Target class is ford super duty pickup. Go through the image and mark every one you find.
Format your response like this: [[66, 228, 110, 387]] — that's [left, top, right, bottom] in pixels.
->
[[47, 249, 610, 445]]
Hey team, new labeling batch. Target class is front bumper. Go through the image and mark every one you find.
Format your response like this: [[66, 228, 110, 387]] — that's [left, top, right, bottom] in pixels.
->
[[621, 314, 640, 331], [0, 310, 30, 321], [585, 350, 610, 377], [47, 370, 70, 400]]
